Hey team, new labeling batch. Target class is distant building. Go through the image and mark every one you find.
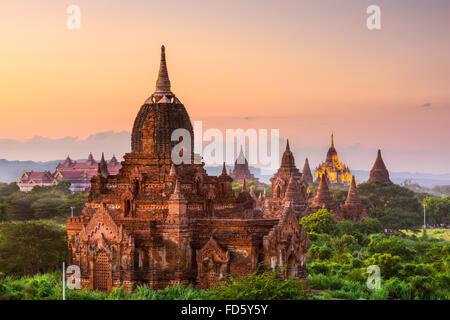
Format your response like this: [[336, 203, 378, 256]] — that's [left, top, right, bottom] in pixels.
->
[[17, 153, 121, 193], [18, 171, 58, 192], [368, 149, 391, 183], [314, 134, 351, 185], [230, 147, 264, 187]]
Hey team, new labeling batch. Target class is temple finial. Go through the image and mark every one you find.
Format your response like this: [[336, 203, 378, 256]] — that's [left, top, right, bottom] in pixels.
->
[[286, 139, 291, 152], [330, 133, 334, 148], [222, 162, 227, 175], [154, 45, 173, 96]]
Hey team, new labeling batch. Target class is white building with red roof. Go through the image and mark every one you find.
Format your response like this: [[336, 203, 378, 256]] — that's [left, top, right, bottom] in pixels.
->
[[18, 171, 58, 192], [17, 153, 121, 193]]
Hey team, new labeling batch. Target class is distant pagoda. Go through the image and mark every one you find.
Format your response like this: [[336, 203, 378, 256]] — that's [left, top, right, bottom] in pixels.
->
[[302, 158, 313, 186], [230, 146, 263, 187], [311, 170, 338, 213], [336, 176, 369, 221], [368, 149, 391, 183], [315, 134, 351, 185]]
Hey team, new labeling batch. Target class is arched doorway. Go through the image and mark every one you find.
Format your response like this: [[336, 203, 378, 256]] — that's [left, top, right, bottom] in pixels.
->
[[124, 199, 131, 217], [94, 251, 109, 291], [286, 255, 298, 278]]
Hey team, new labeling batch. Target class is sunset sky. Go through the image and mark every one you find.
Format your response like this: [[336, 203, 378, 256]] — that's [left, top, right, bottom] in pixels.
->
[[0, 0, 449, 173]]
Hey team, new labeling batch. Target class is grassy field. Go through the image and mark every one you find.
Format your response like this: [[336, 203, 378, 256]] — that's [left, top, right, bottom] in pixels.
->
[[402, 228, 450, 241]]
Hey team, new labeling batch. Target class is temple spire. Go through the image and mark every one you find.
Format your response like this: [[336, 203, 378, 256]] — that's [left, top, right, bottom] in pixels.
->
[[330, 133, 334, 148], [154, 45, 173, 97], [302, 158, 313, 186], [311, 169, 337, 212], [281, 138, 296, 167], [368, 149, 391, 183], [221, 162, 227, 175], [345, 176, 361, 204], [286, 139, 291, 152], [97, 152, 109, 179]]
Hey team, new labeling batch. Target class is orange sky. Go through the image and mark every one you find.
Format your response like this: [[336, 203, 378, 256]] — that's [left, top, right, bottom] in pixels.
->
[[0, 0, 449, 173]]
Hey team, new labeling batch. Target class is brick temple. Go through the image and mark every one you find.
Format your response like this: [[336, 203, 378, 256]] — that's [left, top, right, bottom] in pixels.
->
[[229, 146, 264, 187], [66, 46, 308, 292], [368, 149, 392, 183]]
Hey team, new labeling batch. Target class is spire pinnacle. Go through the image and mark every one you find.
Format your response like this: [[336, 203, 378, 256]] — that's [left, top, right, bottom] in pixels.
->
[[330, 133, 334, 148], [286, 139, 291, 152], [222, 162, 227, 175], [97, 152, 109, 179], [154, 45, 173, 97]]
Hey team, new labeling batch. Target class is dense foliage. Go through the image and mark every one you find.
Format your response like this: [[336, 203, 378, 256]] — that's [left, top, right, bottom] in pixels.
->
[[423, 196, 449, 225], [0, 180, 448, 300], [0, 182, 87, 222], [0, 220, 67, 275], [208, 267, 307, 300], [304, 212, 449, 300], [358, 182, 423, 230]]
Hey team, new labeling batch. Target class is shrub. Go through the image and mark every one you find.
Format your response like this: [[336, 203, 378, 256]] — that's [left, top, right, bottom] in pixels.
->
[[209, 268, 307, 300], [370, 288, 389, 300], [384, 277, 411, 300], [366, 253, 401, 279], [307, 274, 345, 291], [0, 221, 67, 275], [308, 263, 330, 275], [368, 235, 416, 261], [345, 268, 366, 283], [135, 284, 208, 300], [300, 209, 338, 235], [332, 235, 358, 254]]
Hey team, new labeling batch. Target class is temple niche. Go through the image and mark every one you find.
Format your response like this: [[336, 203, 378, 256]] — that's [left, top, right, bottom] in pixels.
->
[[314, 134, 351, 185], [66, 46, 309, 292]]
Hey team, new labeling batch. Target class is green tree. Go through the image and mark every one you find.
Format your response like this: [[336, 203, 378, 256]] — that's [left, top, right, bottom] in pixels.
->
[[423, 196, 449, 225], [358, 182, 422, 229], [329, 187, 348, 206], [0, 203, 8, 222], [0, 220, 67, 275], [57, 194, 88, 217], [0, 182, 19, 197], [300, 209, 338, 235], [359, 218, 383, 234], [31, 197, 65, 219], [55, 181, 72, 195], [368, 235, 416, 261], [5, 192, 38, 220], [332, 234, 357, 254]]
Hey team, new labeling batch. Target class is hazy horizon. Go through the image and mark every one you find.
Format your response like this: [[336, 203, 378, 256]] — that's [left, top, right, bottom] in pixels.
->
[[1, 130, 449, 175]]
